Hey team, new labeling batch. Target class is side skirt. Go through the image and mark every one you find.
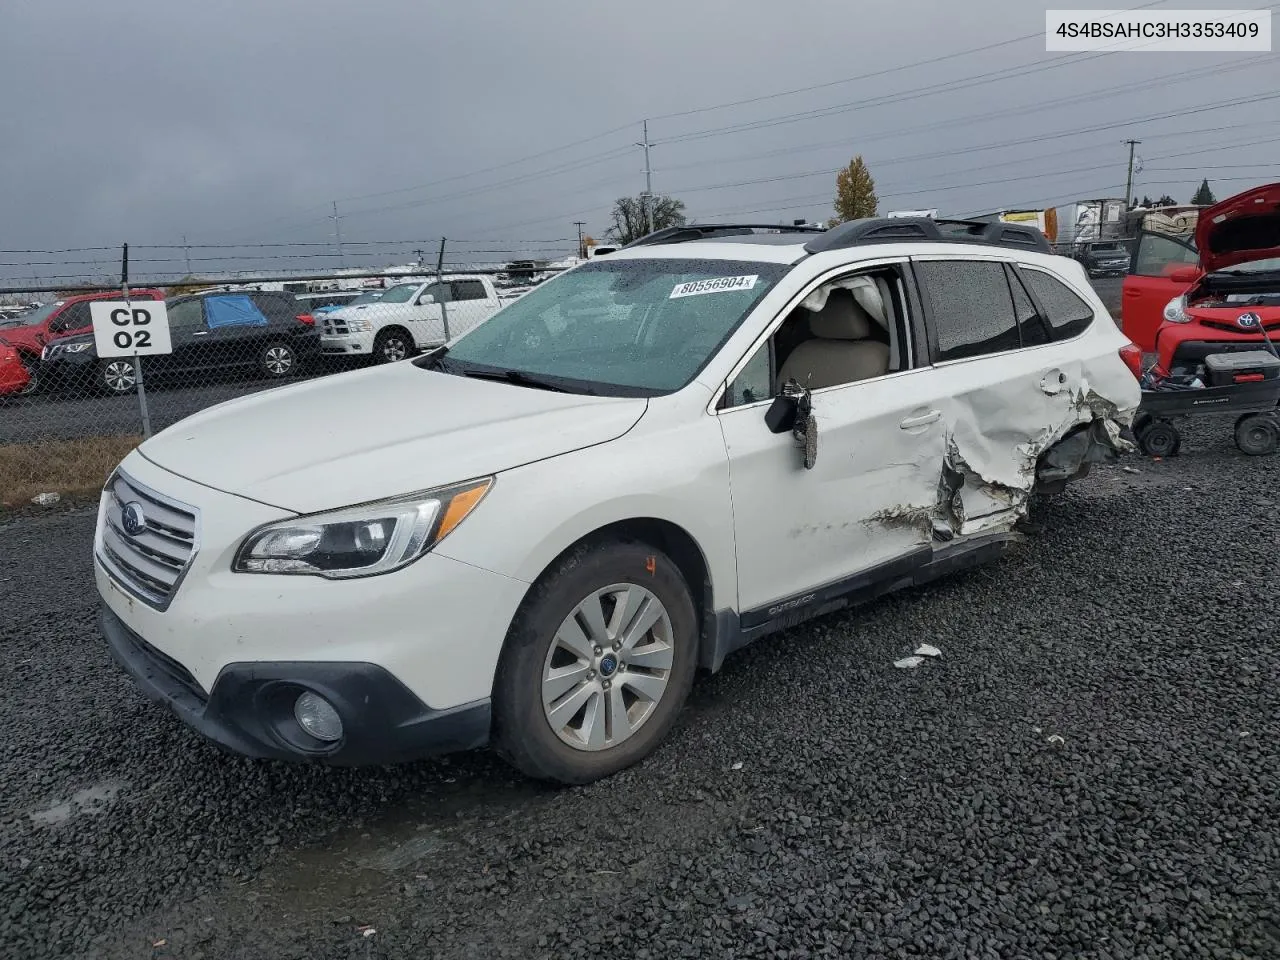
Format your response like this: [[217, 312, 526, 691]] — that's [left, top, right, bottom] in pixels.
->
[[698, 532, 1018, 673]]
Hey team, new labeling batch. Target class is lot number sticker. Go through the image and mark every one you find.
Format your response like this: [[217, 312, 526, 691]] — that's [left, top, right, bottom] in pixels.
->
[[670, 275, 759, 299], [91, 301, 172, 357]]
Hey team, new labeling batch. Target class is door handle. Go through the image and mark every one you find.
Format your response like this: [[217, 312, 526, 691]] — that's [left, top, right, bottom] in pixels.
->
[[900, 410, 941, 430]]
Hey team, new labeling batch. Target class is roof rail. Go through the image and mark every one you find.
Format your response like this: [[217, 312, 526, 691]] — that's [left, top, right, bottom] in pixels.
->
[[623, 222, 828, 249], [802, 216, 1053, 255]]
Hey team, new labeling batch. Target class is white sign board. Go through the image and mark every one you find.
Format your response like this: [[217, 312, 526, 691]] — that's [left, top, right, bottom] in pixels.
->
[[90, 301, 172, 358]]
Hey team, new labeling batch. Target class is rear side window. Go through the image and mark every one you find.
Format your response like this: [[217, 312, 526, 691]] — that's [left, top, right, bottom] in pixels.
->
[[450, 280, 488, 301], [1022, 269, 1093, 340], [917, 260, 1021, 362], [252, 293, 300, 321]]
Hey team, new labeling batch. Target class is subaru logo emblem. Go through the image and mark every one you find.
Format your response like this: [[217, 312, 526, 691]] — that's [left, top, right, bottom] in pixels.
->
[[121, 501, 147, 537], [1238, 312, 1261, 329], [598, 654, 619, 678]]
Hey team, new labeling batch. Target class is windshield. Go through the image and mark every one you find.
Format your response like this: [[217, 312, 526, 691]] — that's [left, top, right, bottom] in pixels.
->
[[439, 257, 788, 395], [11, 302, 61, 327], [367, 283, 418, 305]]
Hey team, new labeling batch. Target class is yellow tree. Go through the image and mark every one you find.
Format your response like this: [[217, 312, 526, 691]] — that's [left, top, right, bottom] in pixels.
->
[[831, 156, 878, 224]]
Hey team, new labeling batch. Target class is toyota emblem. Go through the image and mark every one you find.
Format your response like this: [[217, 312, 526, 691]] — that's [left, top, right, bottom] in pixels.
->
[[1237, 312, 1261, 329], [121, 501, 147, 537]]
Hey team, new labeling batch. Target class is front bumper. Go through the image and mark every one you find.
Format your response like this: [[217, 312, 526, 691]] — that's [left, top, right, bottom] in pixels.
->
[[101, 605, 491, 764], [320, 332, 374, 355]]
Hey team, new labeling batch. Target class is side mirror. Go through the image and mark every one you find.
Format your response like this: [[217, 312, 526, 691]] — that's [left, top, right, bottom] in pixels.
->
[[48, 319, 67, 335], [1167, 265, 1199, 283], [419, 294, 437, 305], [765, 392, 798, 434]]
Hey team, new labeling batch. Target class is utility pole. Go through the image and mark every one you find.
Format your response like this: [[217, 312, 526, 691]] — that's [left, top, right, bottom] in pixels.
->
[[182, 234, 193, 275], [331, 200, 346, 266], [635, 119, 655, 234], [573, 221, 586, 258], [1123, 139, 1141, 210]]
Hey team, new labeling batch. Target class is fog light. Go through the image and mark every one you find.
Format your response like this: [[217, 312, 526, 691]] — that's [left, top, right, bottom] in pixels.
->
[[294, 691, 343, 742]]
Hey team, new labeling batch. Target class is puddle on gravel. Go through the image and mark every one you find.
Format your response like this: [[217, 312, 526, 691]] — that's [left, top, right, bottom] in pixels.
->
[[255, 772, 551, 905], [29, 779, 128, 826]]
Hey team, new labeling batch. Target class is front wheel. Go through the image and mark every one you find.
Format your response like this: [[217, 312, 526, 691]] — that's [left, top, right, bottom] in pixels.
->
[[100, 358, 137, 395], [373, 330, 412, 364], [493, 541, 698, 785]]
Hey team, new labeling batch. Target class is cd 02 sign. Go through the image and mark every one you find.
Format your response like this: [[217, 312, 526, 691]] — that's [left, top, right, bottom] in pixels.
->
[[90, 301, 172, 358]]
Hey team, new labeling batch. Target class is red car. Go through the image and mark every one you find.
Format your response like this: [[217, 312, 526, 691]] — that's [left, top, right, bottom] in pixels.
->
[[1122, 182, 1280, 378], [2, 288, 164, 391], [0, 339, 32, 396]]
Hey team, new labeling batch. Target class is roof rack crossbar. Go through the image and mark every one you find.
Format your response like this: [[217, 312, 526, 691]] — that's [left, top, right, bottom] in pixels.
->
[[623, 222, 828, 249], [802, 216, 1053, 255]]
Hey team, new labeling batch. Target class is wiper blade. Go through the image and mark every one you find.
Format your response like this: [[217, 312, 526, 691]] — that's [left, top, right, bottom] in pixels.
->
[[434, 359, 589, 394]]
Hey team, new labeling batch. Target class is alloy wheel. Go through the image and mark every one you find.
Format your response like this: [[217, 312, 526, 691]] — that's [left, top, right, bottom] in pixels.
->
[[104, 361, 136, 393], [541, 583, 675, 752], [264, 346, 294, 375]]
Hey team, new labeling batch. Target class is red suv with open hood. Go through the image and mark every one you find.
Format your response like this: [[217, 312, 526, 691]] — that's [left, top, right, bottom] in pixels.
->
[[1124, 182, 1280, 379]]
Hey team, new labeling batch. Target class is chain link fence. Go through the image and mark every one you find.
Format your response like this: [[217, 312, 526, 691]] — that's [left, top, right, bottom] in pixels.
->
[[0, 252, 569, 507]]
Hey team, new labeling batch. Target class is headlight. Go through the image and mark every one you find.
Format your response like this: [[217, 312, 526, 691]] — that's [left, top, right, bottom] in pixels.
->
[[233, 477, 492, 578], [41, 345, 56, 360], [64, 342, 91, 354], [345, 318, 371, 332], [1163, 296, 1192, 324]]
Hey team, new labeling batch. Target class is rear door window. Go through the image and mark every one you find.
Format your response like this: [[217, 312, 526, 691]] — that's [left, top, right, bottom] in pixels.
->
[[1007, 269, 1050, 347], [1021, 268, 1094, 341], [916, 259, 1022, 361], [205, 295, 269, 329]]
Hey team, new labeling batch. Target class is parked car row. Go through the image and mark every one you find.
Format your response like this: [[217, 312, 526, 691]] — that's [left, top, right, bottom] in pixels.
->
[[0, 278, 506, 399]]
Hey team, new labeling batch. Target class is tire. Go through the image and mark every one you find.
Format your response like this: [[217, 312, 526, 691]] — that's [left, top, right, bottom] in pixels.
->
[[100, 358, 137, 395], [1137, 420, 1180, 458], [373, 329, 412, 364], [492, 540, 698, 785], [260, 342, 297, 379], [1129, 411, 1153, 444], [1234, 413, 1280, 457]]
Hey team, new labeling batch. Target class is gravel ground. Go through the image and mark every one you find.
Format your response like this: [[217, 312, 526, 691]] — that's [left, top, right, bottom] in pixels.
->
[[2, 418, 1278, 960]]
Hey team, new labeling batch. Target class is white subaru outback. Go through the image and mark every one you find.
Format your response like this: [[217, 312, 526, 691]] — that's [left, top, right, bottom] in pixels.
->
[[95, 218, 1142, 785]]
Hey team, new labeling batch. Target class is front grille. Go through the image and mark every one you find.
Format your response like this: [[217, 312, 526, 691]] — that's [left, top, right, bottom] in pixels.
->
[[322, 317, 351, 335], [98, 470, 199, 611]]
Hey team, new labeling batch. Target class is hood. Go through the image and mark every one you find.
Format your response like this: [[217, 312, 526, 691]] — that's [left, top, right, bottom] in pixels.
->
[[1195, 181, 1280, 273], [138, 362, 648, 514]]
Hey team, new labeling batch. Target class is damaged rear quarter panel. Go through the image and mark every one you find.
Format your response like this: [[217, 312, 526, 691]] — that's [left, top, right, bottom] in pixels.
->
[[928, 347, 1139, 537]]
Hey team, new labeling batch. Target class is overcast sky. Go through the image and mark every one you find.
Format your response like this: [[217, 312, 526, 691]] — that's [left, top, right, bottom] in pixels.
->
[[0, 0, 1275, 284]]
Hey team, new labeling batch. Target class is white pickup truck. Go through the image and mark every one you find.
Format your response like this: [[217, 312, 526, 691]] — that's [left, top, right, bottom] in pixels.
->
[[319, 275, 506, 363]]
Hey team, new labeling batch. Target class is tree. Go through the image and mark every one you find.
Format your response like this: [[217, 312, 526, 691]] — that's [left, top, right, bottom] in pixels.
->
[[1154, 194, 1177, 207], [831, 155, 878, 224], [1191, 179, 1217, 206], [608, 195, 686, 246]]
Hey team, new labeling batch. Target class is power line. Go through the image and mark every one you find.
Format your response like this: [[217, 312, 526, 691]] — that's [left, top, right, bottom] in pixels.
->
[[212, 5, 1172, 242], [651, 55, 1275, 178]]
